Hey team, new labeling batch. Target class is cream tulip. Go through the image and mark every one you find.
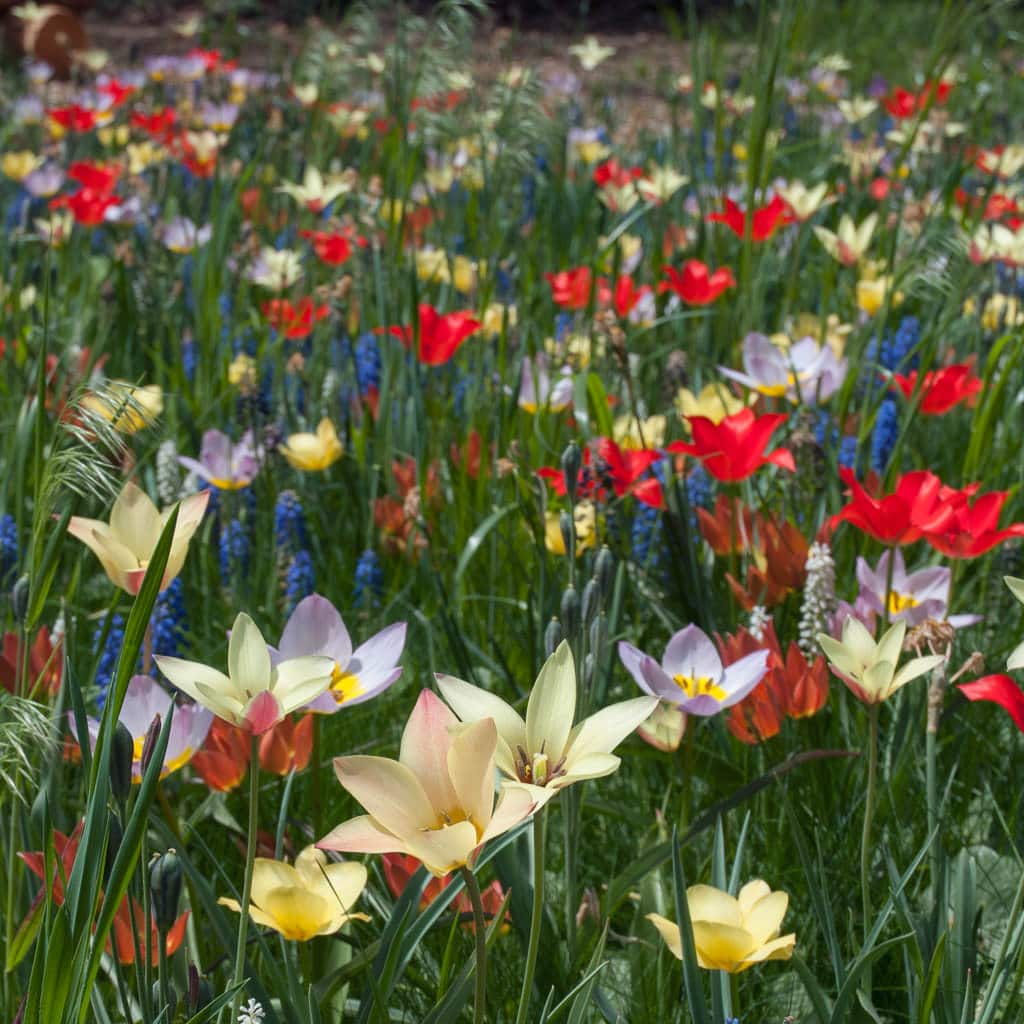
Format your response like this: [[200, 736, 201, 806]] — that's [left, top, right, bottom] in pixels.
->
[[817, 618, 943, 705], [154, 612, 334, 734], [318, 689, 536, 877], [813, 213, 878, 266], [648, 880, 796, 973], [219, 847, 369, 941], [436, 642, 657, 809], [68, 482, 208, 594]]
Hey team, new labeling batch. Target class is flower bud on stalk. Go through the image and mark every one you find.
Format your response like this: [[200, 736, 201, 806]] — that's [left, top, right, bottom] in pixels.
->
[[187, 964, 212, 1014], [560, 442, 581, 502], [11, 575, 29, 624], [140, 714, 162, 777], [589, 614, 607, 659], [560, 586, 579, 637], [111, 722, 134, 802], [581, 579, 600, 627], [595, 546, 615, 598], [544, 617, 563, 658], [559, 510, 574, 561], [582, 652, 596, 688], [150, 850, 183, 934]]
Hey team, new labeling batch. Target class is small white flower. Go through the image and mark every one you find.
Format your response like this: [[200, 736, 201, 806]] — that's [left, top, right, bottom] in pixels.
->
[[238, 998, 265, 1024]]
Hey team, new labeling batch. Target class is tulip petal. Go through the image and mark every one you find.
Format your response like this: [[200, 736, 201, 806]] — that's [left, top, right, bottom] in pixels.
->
[[740, 932, 796, 966], [273, 656, 335, 714], [154, 656, 233, 708], [399, 691, 460, 817], [447, 718, 498, 831], [228, 613, 272, 691], [646, 913, 683, 960], [478, 784, 535, 847], [279, 595, 353, 666], [110, 482, 162, 560], [436, 673, 527, 757], [403, 821, 480, 877], [566, 696, 658, 761], [318, 814, 406, 854], [525, 641, 576, 762], [343, 623, 407, 704], [333, 756, 437, 835], [960, 674, 1024, 733], [741, 890, 788, 945], [243, 690, 283, 734], [691, 921, 755, 971], [662, 625, 723, 681]]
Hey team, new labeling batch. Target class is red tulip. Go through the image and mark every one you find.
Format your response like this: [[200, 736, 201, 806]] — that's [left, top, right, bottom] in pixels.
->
[[659, 260, 736, 305], [261, 297, 331, 339], [68, 161, 119, 194], [259, 714, 314, 775], [537, 438, 664, 508], [0, 627, 63, 697], [706, 195, 790, 241], [48, 105, 99, 133], [50, 188, 121, 226], [387, 304, 481, 365], [668, 408, 795, 482], [598, 275, 651, 318], [97, 79, 136, 107], [545, 267, 595, 310], [300, 228, 367, 265], [892, 365, 983, 415], [883, 87, 918, 119], [960, 674, 1024, 732], [191, 717, 251, 792], [923, 488, 1024, 559], [131, 108, 177, 143], [111, 899, 189, 966], [830, 468, 959, 545], [593, 159, 643, 188]]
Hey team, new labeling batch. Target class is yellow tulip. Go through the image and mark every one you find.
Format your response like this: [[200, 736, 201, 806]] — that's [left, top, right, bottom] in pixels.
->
[[68, 481, 208, 595], [613, 414, 666, 450], [281, 419, 343, 472], [219, 847, 369, 941], [647, 880, 796, 973], [674, 383, 747, 430], [81, 381, 163, 434], [856, 276, 902, 316], [544, 502, 597, 556], [1, 151, 42, 182], [319, 690, 537, 876]]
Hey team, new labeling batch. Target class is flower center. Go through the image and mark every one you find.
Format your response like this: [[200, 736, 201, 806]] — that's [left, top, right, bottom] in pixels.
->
[[672, 674, 727, 701], [330, 667, 364, 705], [514, 744, 566, 787], [887, 591, 918, 615]]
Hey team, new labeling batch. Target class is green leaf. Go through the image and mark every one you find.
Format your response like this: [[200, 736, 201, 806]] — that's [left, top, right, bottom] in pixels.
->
[[181, 984, 247, 1024], [917, 932, 947, 1024], [671, 827, 709, 1024]]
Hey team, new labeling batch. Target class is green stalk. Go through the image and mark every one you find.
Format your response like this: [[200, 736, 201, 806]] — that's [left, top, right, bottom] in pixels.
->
[[461, 868, 488, 1024], [860, 704, 880, 996], [926, 664, 947, 894], [228, 736, 261, 1023], [157, 927, 172, 1017], [514, 809, 547, 1024]]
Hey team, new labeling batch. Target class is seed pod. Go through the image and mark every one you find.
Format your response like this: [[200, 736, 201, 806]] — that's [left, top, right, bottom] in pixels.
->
[[560, 586, 579, 638], [104, 812, 123, 884], [560, 442, 581, 501], [11, 575, 29, 624], [150, 850, 183, 934], [595, 546, 615, 598], [544, 618, 563, 657], [110, 722, 135, 802], [581, 579, 601, 627]]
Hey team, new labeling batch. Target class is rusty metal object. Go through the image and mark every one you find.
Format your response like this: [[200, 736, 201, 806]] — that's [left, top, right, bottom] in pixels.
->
[[2, 3, 92, 78]]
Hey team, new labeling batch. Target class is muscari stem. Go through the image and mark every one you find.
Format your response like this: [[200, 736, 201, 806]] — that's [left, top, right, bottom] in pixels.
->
[[514, 809, 547, 1024], [228, 735, 260, 1023], [461, 867, 488, 1024]]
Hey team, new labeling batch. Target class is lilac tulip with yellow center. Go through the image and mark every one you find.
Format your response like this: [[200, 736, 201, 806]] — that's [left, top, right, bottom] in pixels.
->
[[318, 690, 537, 877], [219, 847, 369, 941], [68, 481, 209, 595], [154, 613, 334, 734], [436, 641, 657, 809], [70, 674, 212, 782], [178, 429, 262, 491], [618, 625, 769, 715], [648, 880, 796, 973], [269, 594, 406, 712]]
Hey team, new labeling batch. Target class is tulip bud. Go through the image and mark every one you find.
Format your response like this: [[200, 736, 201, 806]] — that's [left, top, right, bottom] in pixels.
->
[[104, 812, 123, 883], [187, 963, 212, 1013], [560, 442, 581, 502], [595, 546, 615, 598], [544, 618, 563, 657], [139, 714, 162, 778], [560, 586, 579, 637], [11, 575, 29, 624], [589, 615, 607, 659], [559, 510, 574, 559], [149, 850, 183, 934], [111, 722, 135, 802], [581, 579, 600, 627]]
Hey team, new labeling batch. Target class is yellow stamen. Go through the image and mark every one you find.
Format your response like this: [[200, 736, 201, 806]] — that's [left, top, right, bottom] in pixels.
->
[[330, 668, 365, 705], [887, 591, 918, 615], [672, 674, 727, 701]]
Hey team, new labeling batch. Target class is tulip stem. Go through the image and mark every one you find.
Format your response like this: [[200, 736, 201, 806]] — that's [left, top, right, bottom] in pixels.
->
[[228, 736, 260, 1023], [461, 868, 488, 1024], [860, 703, 879, 995], [515, 809, 547, 1024], [157, 927, 172, 1015]]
